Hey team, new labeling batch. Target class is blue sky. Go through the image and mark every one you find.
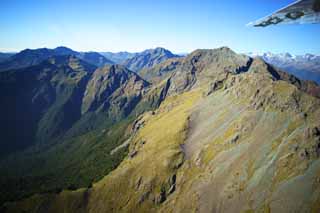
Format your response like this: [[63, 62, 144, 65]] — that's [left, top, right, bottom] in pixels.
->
[[1, 0, 319, 54]]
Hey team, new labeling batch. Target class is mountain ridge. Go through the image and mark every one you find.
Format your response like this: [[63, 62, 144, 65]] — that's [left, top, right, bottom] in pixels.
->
[[0, 47, 320, 212], [3, 47, 320, 213], [0, 46, 114, 72], [122, 47, 181, 72]]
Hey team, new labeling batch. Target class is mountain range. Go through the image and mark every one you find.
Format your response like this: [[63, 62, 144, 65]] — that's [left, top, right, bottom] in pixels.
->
[[0, 46, 320, 213], [0, 47, 114, 72], [0, 52, 15, 62], [248, 52, 320, 84], [2, 48, 319, 86]]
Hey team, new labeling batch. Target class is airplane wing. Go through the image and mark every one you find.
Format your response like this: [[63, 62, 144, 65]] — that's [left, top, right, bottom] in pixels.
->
[[248, 0, 320, 27]]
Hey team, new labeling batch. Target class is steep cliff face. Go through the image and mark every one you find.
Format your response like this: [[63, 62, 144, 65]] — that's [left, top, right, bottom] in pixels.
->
[[5, 47, 320, 213]]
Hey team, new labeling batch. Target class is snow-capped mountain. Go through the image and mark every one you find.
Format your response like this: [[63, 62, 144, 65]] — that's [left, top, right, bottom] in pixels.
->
[[247, 52, 320, 84]]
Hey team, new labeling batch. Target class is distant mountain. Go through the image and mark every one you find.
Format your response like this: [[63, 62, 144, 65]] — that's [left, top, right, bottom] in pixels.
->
[[122, 47, 181, 72], [77, 51, 114, 67], [176, 52, 189, 57], [0, 46, 114, 71], [0, 52, 15, 62], [248, 52, 320, 84], [100, 51, 137, 64]]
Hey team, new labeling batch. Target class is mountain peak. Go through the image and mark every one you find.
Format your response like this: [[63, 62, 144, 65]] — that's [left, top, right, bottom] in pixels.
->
[[166, 47, 252, 95], [142, 47, 175, 57], [19, 47, 50, 54], [54, 46, 73, 50], [153, 47, 171, 52], [153, 47, 167, 51], [217, 46, 233, 52], [53, 46, 77, 55], [123, 47, 180, 72], [191, 46, 238, 56]]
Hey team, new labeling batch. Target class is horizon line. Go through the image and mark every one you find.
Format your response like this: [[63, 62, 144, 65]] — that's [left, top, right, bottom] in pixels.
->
[[0, 46, 319, 56]]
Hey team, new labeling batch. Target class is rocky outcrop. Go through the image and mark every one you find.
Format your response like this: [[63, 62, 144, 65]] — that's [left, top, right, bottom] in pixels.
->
[[140, 47, 320, 99], [167, 47, 253, 95]]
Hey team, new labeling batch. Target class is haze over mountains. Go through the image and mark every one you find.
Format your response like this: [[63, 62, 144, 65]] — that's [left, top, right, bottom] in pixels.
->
[[99, 51, 137, 64], [0, 46, 320, 213]]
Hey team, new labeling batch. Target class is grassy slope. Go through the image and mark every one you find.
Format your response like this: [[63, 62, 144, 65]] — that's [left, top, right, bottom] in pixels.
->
[[160, 72, 320, 213], [3, 89, 202, 213], [87, 89, 201, 212]]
